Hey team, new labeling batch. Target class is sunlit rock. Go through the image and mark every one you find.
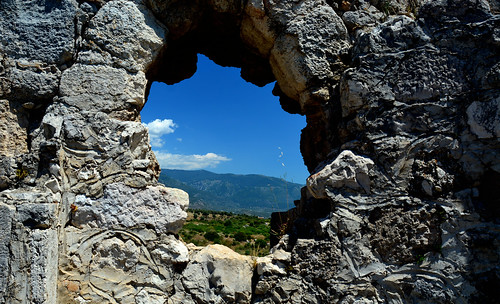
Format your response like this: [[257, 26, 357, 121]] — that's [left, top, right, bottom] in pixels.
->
[[307, 150, 374, 197], [0, 0, 499, 303]]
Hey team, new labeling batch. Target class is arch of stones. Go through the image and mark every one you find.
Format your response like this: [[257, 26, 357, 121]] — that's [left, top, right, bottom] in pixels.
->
[[0, 0, 499, 303]]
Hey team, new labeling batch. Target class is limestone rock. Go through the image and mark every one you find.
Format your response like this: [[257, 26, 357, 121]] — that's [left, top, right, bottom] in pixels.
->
[[0, 203, 14, 302], [17, 203, 58, 229], [7, 63, 61, 102], [341, 9, 384, 31], [0, 99, 28, 156], [28, 229, 59, 304], [145, 0, 204, 40], [60, 227, 177, 303], [43, 107, 159, 195], [262, 1, 499, 302], [368, 206, 443, 264], [152, 235, 189, 264], [0, 0, 499, 303], [0, 0, 77, 64], [59, 64, 148, 113], [78, 0, 166, 73], [206, 0, 244, 14], [307, 150, 375, 198], [255, 249, 291, 276], [178, 244, 255, 303], [268, 0, 350, 107], [241, 0, 275, 56], [0, 210, 59, 304], [466, 96, 500, 139], [71, 183, 188, 234]]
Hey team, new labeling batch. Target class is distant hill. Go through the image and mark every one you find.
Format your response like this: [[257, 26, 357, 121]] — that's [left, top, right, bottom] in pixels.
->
[[158, 169, 304, 217]]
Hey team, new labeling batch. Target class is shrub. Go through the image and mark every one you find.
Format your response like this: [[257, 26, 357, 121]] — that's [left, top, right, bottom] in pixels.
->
[[180, 209, 271, 255], [255, 239, 267, 248], [234, 231, 248, 242], [204, 230, 220, 242]]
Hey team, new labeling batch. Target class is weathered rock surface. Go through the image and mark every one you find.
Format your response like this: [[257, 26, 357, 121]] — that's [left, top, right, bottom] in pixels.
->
[[307, 150, 375, 197], [71, 182, 188, 234], [0, 0, 499, 303], [0, 99, 28, 157], [174, 244, 255, 303]]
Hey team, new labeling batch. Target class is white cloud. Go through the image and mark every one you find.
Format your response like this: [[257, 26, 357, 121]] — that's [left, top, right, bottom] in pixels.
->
[[143, 119, 177, 147], [154, 152, 231, 170]]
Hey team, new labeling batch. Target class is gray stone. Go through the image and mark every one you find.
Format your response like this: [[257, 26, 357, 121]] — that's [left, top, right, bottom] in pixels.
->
[[307, 150, 375, 198], [60, 227, 177, 303], [29, 229, 58, 304], [241, 0, 275, 56], [78, 0, 166, 73], [342, 10, 383, 31], [180, 245, 255, 303], [17, 203, 57, 229], [0, 204, 14, 302], [0, 0, 77, 64], [71, 183, 188, 234], [268, 0, 350, 107], [0, 0, 499, 303], [151, 235, 189, 264], [256, 256, 287, 276], [7, 63, 61, 101], [59, 64, 148, 112], [466, 96, 500, 139]]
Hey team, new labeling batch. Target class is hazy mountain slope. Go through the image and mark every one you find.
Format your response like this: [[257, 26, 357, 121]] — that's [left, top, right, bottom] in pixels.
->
[[158, 169, 304, 217]]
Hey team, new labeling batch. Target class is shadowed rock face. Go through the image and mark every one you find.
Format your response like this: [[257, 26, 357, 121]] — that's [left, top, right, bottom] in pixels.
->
[[0, 0, 499, 303]]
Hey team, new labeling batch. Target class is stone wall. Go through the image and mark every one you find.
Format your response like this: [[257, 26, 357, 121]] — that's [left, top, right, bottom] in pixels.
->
[[0, 0, 498, 303]]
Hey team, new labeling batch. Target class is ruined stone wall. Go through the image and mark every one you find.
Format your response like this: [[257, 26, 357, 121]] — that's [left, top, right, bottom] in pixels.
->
[[0, 0, 498, 303]]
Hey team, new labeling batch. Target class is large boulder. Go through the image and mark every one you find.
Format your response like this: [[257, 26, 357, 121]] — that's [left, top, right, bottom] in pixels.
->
[[175, 245, 255, 303]]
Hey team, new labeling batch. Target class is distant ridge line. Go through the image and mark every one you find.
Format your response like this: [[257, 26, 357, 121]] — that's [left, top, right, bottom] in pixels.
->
[[158, 169, 304, 217]]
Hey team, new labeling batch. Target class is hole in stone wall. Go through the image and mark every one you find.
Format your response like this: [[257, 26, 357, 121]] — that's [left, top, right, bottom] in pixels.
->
[[141, 54, 307, 215]]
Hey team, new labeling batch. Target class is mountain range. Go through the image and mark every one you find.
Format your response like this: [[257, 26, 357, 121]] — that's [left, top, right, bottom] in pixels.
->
[[158, 169, 304, 217]]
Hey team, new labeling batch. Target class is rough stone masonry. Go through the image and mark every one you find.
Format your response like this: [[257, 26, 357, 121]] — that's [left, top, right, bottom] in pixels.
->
[[0, 0, 499, 303]]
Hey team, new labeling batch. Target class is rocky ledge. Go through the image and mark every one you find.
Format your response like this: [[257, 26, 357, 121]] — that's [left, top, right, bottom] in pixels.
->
[[0, 0, 499, 303]]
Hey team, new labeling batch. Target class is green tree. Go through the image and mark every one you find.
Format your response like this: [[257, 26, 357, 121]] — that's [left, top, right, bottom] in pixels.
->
[[234, 231, 248, 242], [204, 230, 220, 243]]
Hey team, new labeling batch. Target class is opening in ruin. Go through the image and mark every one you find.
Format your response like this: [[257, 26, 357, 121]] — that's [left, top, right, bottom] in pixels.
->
[[142, 54, 307, 215], [136, 3, 316, 254], [141, 53, 307, 255], [142, 54, 307, 183]]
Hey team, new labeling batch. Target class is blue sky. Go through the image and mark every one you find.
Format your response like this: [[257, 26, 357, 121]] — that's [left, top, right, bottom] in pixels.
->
[[141, 54, 308, 183]]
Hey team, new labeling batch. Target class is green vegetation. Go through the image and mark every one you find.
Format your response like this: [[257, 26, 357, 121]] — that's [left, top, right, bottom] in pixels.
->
[[380, 0, 397, 17], [179, 209, 271, 257], [415, 254, 426, 265], [15, 168, 28, 179]]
